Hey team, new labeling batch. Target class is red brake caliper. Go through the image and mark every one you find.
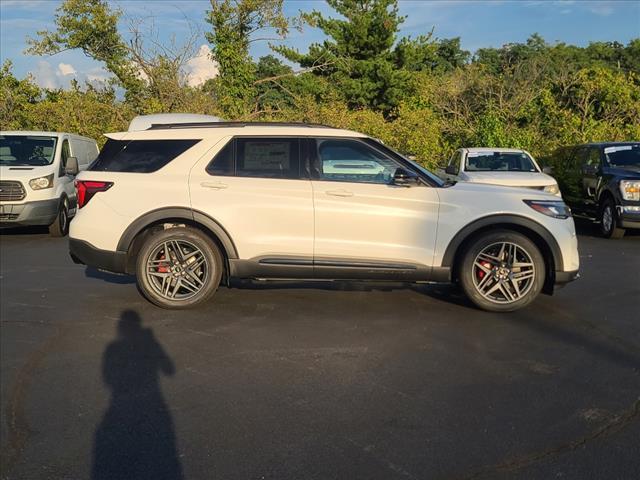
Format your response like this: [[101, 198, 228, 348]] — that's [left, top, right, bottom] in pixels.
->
[[477, 261, 491, 280], [157, 254, 169, 273]]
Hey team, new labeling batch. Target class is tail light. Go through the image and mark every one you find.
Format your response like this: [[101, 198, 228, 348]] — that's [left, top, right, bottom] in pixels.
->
[[75, 180, 113, 208]]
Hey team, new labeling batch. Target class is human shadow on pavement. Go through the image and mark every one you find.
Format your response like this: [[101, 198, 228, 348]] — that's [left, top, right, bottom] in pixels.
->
[[92, 310, 182, 480]]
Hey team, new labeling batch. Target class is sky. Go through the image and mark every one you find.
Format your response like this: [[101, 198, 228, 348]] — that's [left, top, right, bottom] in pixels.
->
[[1, 0, 639, 89]]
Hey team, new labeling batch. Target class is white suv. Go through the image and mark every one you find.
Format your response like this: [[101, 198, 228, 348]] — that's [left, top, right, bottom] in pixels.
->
[[69, 121, 579, 312]]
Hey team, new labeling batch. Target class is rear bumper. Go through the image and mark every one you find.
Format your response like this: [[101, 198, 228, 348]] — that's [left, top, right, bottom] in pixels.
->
[[69, 238, 127, 274], [0, 199, 58, 227]]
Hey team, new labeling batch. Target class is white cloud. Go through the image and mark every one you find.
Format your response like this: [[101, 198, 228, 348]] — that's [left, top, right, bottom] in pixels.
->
[[588, 2, 615, 16], [31, 60, 58, 89], [57, 62, 76, 76], [30, 61, 111, 89], [184, 44, 218, 87]]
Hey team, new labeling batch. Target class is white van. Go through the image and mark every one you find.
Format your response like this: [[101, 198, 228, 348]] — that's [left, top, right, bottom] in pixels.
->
[[0, 131, 99, 236]]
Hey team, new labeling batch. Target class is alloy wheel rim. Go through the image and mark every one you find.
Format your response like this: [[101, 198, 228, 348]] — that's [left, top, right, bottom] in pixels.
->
[[472, 241, 536, 304], [146, 239, 209, 301]]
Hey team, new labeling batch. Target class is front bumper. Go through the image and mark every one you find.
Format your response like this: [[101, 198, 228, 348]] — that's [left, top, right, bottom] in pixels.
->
[[69, 238, 128, 274], [0, 199, 58, 227], [617, 205, 640, 229]]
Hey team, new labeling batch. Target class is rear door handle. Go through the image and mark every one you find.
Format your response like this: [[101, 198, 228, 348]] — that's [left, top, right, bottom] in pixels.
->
[[325, 189, 353, 197], [200, 181, 228, 190]]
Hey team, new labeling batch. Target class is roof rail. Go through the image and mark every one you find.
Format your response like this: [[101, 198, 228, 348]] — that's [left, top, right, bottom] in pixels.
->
[[147, 121, 334, 130]]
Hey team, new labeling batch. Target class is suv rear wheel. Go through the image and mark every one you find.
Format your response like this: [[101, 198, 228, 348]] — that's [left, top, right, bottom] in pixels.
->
[[599, 197, 625, 239], [459, 230, 545, 312], [136, 226, 223, 309]]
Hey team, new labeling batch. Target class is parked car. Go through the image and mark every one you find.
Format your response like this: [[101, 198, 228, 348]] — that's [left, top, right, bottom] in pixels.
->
[[439, 148, 560, 195], [69, 119, 579, 312], [0, 131, 98, 236], [545, 142, 640, 238]]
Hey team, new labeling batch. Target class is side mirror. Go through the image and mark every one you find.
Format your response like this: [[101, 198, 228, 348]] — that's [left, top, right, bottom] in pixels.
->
[[542, 166, 554, 174], [393, 168, 419, 187], [65, 157, 79, 176], [582, 164, 598, 175], [445, 165, 458, 175]]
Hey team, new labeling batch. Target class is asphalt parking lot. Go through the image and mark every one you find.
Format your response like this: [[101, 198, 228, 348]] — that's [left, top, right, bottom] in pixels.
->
[[0, 222, 639, 480]]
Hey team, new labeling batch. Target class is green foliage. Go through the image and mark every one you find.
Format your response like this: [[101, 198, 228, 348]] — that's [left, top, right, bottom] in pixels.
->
[[206, 0, 288, 118], [25, 0, 142, 98], [275, 0, 409, 114], [4, 0, 639, 169]]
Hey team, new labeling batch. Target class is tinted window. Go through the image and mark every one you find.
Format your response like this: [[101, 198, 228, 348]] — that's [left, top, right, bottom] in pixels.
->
[[236, 138, 300, 179], [89, 139, 199, 173], [206, 140, 234, 176], [314, 138, 401, 184], [585, 148, 601, 166]]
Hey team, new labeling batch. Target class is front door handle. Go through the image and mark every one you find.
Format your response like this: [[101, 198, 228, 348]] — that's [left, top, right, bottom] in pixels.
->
[[200, 181, 228, 190], [325, 189, 353, 197]]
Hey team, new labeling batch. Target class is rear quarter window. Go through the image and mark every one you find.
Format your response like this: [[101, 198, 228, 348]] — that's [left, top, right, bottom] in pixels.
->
[[89, 139, 200, 173]]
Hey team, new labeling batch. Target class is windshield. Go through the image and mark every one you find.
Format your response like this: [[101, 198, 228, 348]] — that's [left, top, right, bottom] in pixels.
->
[[604, 145, 640, 167], [465, 151, 538, 172], [0, 135, 58, 166]]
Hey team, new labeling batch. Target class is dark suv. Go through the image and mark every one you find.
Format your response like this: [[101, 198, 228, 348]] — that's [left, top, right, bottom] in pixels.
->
[[545, 142, 640, 238]]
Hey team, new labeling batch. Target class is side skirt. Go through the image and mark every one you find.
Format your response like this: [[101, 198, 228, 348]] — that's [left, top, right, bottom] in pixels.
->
[[228, 257, 449, 283]]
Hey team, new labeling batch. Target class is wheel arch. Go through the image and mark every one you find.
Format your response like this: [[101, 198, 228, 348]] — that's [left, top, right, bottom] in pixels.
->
[[597, 188, 616, 206], [442, 214, 563, 294], [117, 207, 238, 275]]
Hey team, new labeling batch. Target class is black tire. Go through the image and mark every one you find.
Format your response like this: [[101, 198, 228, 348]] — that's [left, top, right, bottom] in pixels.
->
[[598, 197, 625, 239], [48, 198, 69, 237], [458, 230, 546, 313], [136, 227, 223, 309]]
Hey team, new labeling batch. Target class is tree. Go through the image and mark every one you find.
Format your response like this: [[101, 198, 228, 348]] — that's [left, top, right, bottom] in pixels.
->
[[26, 0, 143, 99], [26, 0, 212, 113], [205, 0, 288, 118], [275, 0, 409, 114], [0, 62, 42, 130]]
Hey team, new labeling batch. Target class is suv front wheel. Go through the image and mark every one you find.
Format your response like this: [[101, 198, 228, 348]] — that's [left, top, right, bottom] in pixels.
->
[[136, 226, 223, 309], [459, 230, 545, 312], [599, 197, 625, 239]]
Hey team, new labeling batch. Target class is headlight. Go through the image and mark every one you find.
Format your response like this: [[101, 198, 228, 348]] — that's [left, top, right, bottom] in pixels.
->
[[543, 183, 560, 196], [524, 200, 571, 219], [29, 173, 54, 190], [620, 180, 640, 201]]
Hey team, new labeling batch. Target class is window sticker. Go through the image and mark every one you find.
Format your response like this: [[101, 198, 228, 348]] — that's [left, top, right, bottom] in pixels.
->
[[604, 146, 633, 154], [244, 142, 290, 170]]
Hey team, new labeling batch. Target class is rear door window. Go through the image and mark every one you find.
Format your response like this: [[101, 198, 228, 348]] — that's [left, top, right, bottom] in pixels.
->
[[89, 139, 200, 173], [236, 138, 300, 179], [206, 137, 302, 179]]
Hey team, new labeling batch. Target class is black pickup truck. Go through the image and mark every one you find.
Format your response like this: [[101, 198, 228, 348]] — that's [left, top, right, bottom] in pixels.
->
[[545, 142, 640, 238]]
